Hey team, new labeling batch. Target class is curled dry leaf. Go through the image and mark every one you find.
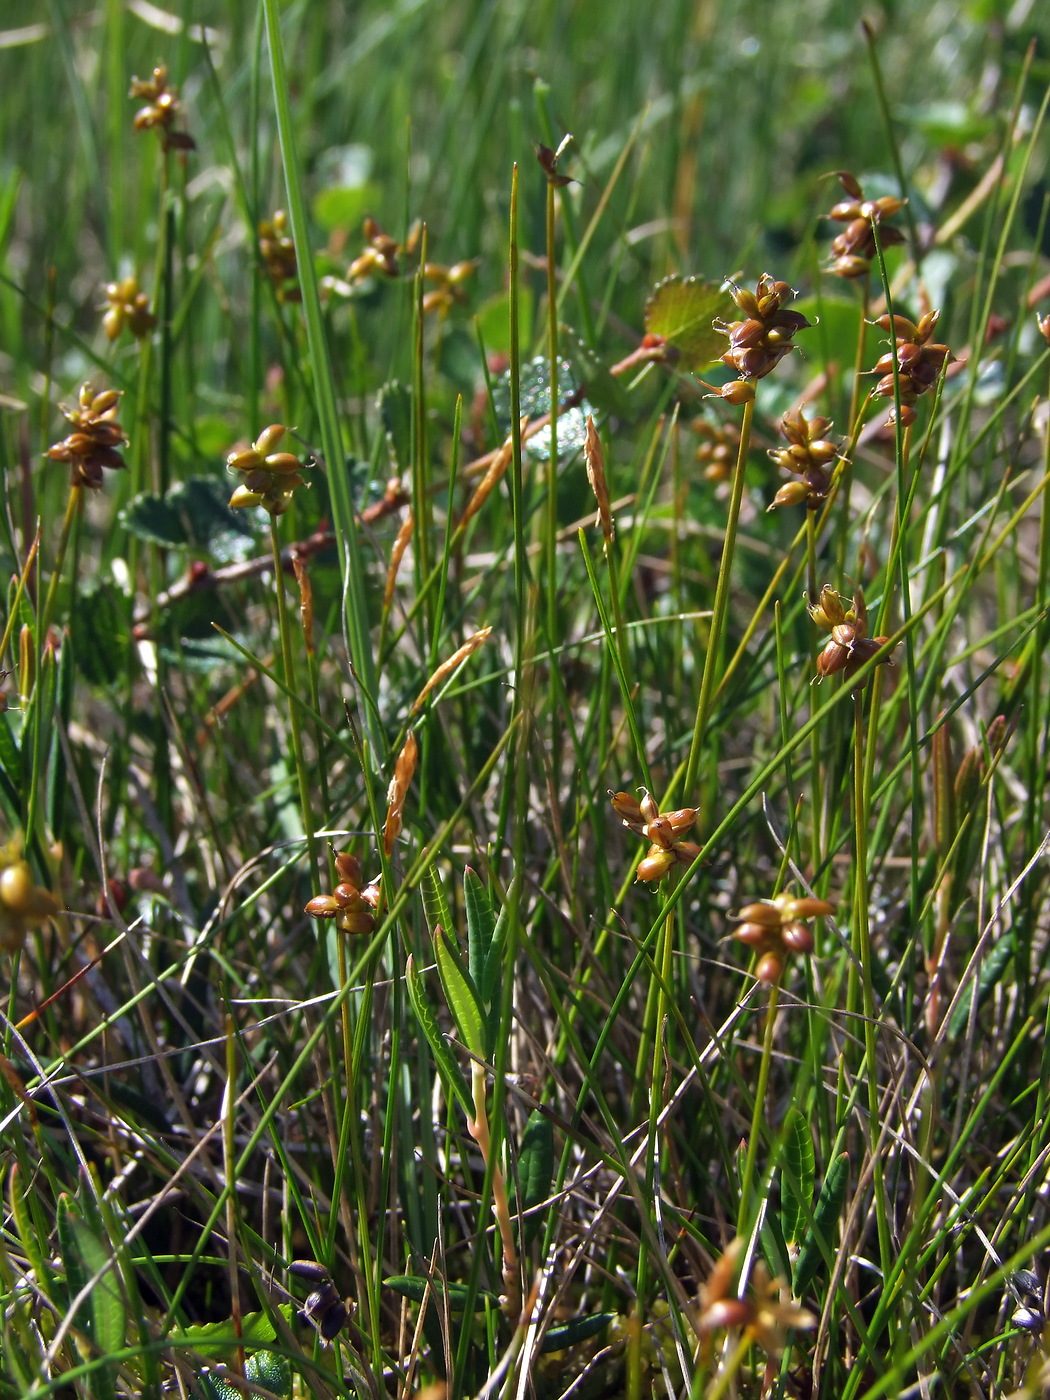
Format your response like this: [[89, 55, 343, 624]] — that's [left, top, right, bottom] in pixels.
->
[[383, 731, 419, 855], [584, 415, 613, 545], [384, 510, 415, 611], [412, 627, 493, 713]]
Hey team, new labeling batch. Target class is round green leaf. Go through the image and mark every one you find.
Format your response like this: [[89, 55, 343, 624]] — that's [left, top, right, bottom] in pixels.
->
[[644, 276, 734, 370]]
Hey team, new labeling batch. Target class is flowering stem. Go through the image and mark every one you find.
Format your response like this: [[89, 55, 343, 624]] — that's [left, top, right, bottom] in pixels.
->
[[852, 689, 892, 1283], [545, 174, 559, 653], [39, 485, 82, 648], [684, 394, 755, 801], [736, 977, 779, 1238], [269, 517, 319, 891]]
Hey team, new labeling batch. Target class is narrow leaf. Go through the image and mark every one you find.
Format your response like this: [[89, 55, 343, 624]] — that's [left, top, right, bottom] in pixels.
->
[[405, 955, 472, 1115], [420, 864, 454, 943], [515, 1110, 554, 1248], [56, 1195, 123, 1400], [464, 867, 496, 1003], [540, 1313, 614, 1353], [780, 1108, 816, 1246], [433, 924, 486, 1060], [384, 1275, 499, 1310], [378, 381, 413, 474], [793, 1152, 850, 1297]]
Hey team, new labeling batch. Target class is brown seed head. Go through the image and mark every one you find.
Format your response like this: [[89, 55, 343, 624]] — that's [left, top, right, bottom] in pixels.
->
[[730, 892, 833, 980], [717, 274, 810, 383], [227, 424, 309, 515], [129, 64, 195, 151], [46, 384, 128, 490]]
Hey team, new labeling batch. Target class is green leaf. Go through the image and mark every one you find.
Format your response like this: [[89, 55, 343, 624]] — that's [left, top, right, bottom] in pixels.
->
[[120, 478, 255, 561], [433, 923, 486, 1060], [515, 1110, 554, 1248], [760, 1203, 790, 1282], [0, 710, 22, 791], [780, 1108, 816, 1246], [71, 581, 129, 688], [464, 867, 496, 1005], [540, 1312, 614, 1353], [644, 275, 734, 370], [405, 954, 472, 1115], [378, 381, 413, 474], [313, 182, 383, 233], [384, 1275, 499, 1310], [245, 1350, 293, 1397], [559, 324, 630, 419], [481, 905, 508, 1015], [420, 864, 454, 944], [197, 1373, 241, 1400], [174, 1307, 282, 1357], [948, 931, 1016, 1037], [793, 1152, 850, 1297], [56, 1195, 124, 1399]]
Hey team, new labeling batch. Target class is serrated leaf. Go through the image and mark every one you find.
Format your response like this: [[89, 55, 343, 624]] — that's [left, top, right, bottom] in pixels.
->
[[433, 924, 486, 1060], [793, 1153, 850, 1297], [780, 1109, 816, 1246], [174, 1307, 285, 1357], [245, 1350, 293, 1397], [405, 954, 472, 1115], [516, 1110, 554, 1248], [540, 1312, 614, 1353], [384, 1275, 498, 1310], [378, 381, 413, 473], [197, 1373, 242, 1400], [120, 478, 255, 561], [71, 582, 129, 688], [644, 275, 733, 370]]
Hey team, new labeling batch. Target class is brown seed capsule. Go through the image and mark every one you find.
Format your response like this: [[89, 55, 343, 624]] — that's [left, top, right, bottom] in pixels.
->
[[755, 951, 784, 982], [781, 922, 815, 954], [736, 902, 783, 928], [305, 894, 342, 918], [637, 848, 676, 883]]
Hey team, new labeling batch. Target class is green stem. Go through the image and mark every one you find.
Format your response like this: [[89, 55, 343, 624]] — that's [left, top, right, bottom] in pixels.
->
[[852, 690, 892, 1285], [683, 394, 755, 800], [269, 517, 319, 891], [736, 978, 779, 1237], [39, 485, 80, 645]]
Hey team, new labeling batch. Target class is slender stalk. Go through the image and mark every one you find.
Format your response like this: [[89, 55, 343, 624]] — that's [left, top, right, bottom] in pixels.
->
[[545, 174, 559, 651], [269, 517, 319, 889], [736, 978, 780, 1237], [852, 690, 892, 1285], [683, 394, 755, 800]]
